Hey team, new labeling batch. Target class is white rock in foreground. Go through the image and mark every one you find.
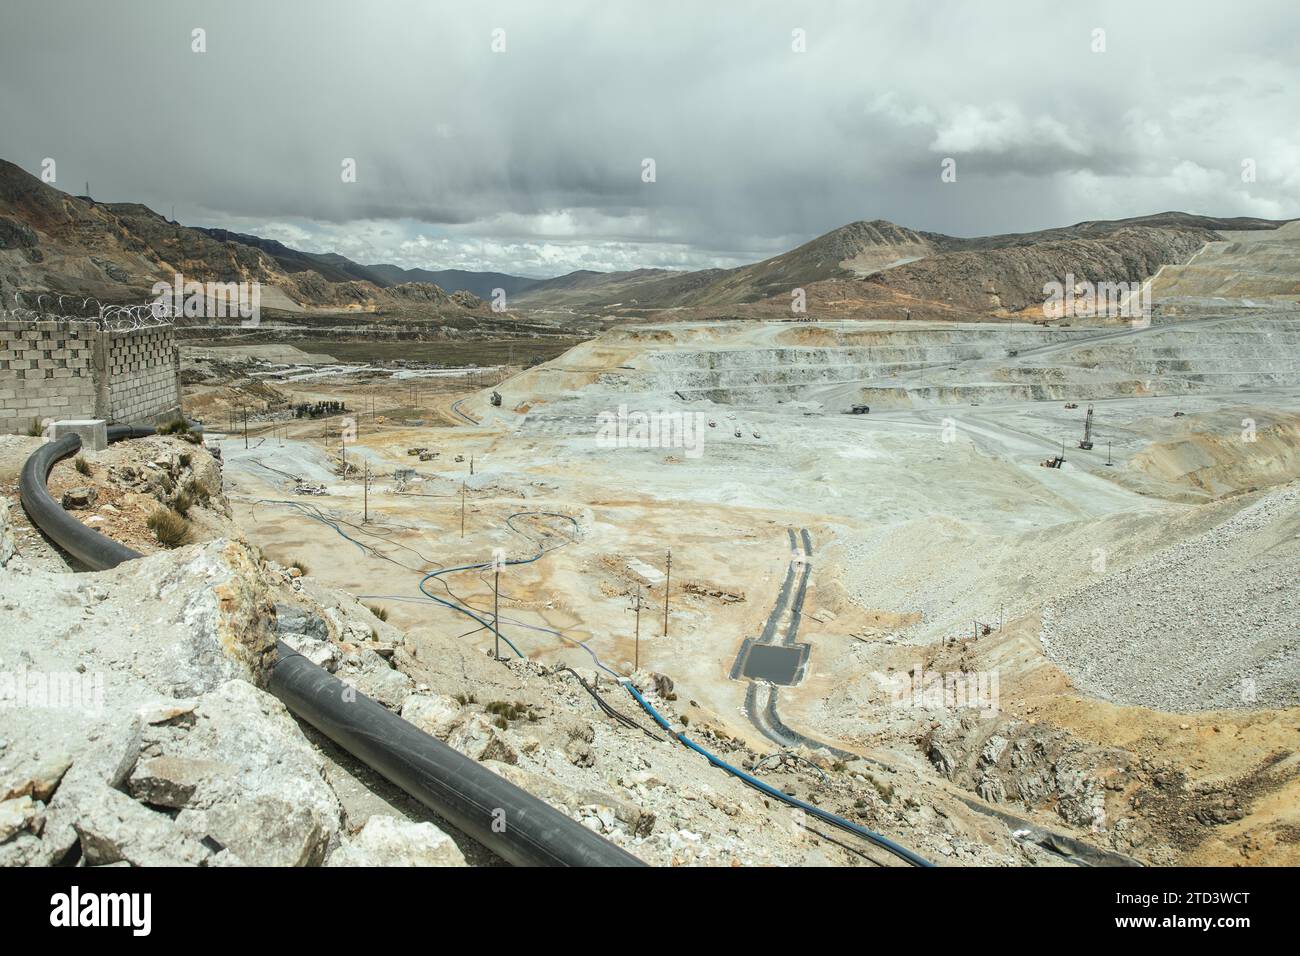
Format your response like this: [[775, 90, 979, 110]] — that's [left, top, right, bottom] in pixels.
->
[[327, 815, 466, 867]]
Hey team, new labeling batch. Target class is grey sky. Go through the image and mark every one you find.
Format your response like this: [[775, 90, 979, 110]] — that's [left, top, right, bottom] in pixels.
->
[[2, 0, 1296, 277]]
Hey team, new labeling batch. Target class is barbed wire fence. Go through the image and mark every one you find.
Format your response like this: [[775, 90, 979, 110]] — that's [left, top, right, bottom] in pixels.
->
[[4, 292, 177, 332]]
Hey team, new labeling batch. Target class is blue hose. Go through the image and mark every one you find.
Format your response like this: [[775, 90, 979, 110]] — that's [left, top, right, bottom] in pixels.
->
[[621, 681, 934, 868]]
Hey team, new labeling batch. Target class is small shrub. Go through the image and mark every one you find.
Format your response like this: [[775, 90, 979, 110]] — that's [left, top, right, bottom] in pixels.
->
[[74, 455, 93, 476], [454, 692, 477, 706], [367, 604, 389, 622], [191, 479, 212, 505], [173, 490, 193, 517], [485, 700, 533, 722], [26, 421, 43, 437], [146, 507, 191, 548], [290, 559, 310, 576], [178, 453, 192, 468], [679, 714, 690, 726], [156, 418, 190, 436]]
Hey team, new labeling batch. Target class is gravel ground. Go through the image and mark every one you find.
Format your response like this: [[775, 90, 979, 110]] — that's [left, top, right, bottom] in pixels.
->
[[1040, 483, 1300, 711]]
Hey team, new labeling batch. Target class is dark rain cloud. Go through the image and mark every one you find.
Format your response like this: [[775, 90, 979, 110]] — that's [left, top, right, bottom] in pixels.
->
[[1, 0, 1296, 275]]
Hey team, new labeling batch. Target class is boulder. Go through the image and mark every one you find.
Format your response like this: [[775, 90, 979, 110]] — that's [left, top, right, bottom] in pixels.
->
[[446, 715, 518, 765], [61, 487, 98, 510], [128, 756, 232, 809], [275, 603, 329, 641], [281, 635, 338, 671], [0, 752, 73, 802], [131, 539, 278, 694], [69, 784, 210, 866], [342, 653, 414, 710], [400, 693, 467, 739], [326, 815, 466, 867], [0, 796, 42, 843], [139, 680, 341, 866]]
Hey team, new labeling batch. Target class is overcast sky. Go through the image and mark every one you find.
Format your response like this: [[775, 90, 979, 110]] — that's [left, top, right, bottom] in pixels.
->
[[2, 0, 1297, 277]]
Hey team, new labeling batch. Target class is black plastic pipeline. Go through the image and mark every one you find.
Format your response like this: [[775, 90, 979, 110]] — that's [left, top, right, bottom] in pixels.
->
[[20, 430, 144, 569], [269, 642, 644, 867], [19, 423, 196, 569]]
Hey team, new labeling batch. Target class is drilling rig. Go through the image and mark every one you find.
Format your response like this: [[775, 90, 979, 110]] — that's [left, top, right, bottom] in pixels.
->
[[1078, 403, 1094, 450]]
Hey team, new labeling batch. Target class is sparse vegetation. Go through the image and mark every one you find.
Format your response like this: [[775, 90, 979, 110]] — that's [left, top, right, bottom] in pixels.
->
[[26, 421, 43, 437], [156, 418, 191, 436], [367, 604, 389, 622], [290, 559, 310, 575], [485, 700, 538, 722], [178, 453, 192, 468], [146, 506, 191, 548], [189, 479, 212, 506], [74, 455, 93, 476], [172, 489, 193, 517], [454, 692, 477, 706]]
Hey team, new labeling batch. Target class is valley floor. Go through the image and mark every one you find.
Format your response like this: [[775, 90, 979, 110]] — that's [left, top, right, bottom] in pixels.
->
[[205, 302, 1300, 866]]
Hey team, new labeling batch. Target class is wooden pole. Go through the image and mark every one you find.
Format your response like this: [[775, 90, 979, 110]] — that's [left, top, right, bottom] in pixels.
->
[[635, 585, 642, 670], [662, 549, 671, 638], [460, 482, 466, 539], [493, 564, 501, 660]]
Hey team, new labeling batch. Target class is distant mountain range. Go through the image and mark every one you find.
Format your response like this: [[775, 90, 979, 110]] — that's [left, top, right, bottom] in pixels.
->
[[1, 156, 1291, 321]]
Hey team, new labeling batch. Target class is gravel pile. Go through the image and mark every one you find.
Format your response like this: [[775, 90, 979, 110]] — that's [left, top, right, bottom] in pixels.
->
[[1040, 484, 1300, 711]]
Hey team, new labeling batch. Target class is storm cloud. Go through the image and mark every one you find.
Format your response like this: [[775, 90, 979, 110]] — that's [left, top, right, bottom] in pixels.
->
[[1, 0, 1296, 276]]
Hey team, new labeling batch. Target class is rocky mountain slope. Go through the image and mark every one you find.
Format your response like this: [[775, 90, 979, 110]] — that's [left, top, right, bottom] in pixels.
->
[[509, 215, 1291, 315], [0, 159, 484, 317], [863, 225, 1214, 314]]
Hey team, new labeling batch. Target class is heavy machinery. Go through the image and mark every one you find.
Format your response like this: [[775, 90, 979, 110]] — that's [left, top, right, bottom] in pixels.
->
[[1078, 404, 1095, 450]]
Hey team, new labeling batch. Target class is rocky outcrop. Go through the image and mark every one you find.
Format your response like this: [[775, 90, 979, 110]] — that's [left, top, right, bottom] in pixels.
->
[[130, 680, 342, 866]]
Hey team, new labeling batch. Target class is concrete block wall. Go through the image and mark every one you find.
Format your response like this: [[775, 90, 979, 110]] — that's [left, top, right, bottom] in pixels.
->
[[104, 327, 182, 424], [0, 320, 182, 433], [0, 320, 98, 434]]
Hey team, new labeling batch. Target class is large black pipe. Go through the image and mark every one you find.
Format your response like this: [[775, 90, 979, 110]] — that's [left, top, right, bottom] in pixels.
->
[[270, 642, 643, 867], [18, 423, 643, 867], [20, 432, 142, 568]]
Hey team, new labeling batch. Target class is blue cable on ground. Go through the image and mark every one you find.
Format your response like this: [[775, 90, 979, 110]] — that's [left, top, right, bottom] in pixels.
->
[[621, 681, 934, 868]]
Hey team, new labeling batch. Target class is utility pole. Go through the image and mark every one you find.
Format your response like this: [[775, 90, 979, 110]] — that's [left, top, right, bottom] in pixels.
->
[[492, 557, 502, 661], [242, 407, 248, 449], [662, 549, 672, 638], [460, 482, 466, 539], [363, 461, 369, 523], [628, 585, 644, 671]]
